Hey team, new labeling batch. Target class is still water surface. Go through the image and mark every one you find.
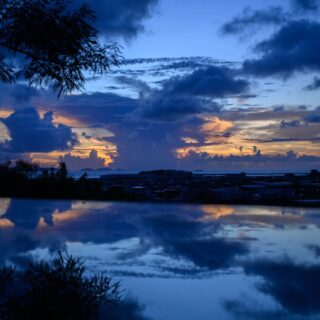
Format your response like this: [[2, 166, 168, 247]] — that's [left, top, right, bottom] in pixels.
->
[[0, 198, 319, 320]]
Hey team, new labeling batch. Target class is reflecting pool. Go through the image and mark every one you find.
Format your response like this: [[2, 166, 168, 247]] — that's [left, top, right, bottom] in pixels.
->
[[0, 198, 320, 319]]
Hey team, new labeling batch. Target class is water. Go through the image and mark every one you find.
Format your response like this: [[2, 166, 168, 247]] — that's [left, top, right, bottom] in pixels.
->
[[0, 198, 320, 319]]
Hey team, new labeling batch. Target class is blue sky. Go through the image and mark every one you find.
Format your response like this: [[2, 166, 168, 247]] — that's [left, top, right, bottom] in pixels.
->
[[0, 0, 319, 171]]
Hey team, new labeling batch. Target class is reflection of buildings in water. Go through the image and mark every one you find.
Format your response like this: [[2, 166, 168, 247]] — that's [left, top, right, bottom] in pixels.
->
[[201, 205, 235, 220], [0, 198, 11, 217]]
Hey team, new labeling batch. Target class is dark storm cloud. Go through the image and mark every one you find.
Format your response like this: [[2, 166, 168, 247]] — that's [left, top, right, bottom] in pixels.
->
[[280, 119, 302, 128], [164, 238, 248, 270], [307, 244, 320, 257], [126, 66, 249, 122], [47, 92, 138, 124], [221, 6, 287, 35], [224, 300, 288, 320], [59, 150, 106, 170], [304, 107, 320, 123], [292, 0, 319, 11], [0, 108, 78, 153], [73, 0, 158, 39], [163, 66, 250, 98], [0, 84, 41, 108], [133, 95, 220, 122], [305, 77, 320, 90], [109, 120, 196, 170], [143, 214, 248, 270], [244, 259, 320, 315], [242, 20, 320, 78]]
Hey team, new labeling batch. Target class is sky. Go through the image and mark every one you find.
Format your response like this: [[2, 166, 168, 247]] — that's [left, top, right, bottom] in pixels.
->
[[0, 0, 320, 171]]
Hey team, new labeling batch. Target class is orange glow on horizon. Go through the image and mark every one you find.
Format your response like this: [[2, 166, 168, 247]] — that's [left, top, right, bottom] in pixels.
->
[[201, 205, 235, 220]]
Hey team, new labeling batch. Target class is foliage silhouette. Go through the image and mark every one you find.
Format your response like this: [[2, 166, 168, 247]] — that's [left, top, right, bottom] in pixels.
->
[[0, 0, 122, 96], [0, 252, 121, 320]]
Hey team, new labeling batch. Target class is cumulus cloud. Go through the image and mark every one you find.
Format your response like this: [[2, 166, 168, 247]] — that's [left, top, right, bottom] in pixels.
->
[[292, 0, 319, 11], [280, 119, 302, 128], [126, 66, 249, 123], [304, 107, 320, 122], [74, 0, 158, 39], [143, 214, 248, 270], [0, 108, 78, 153], [162, 66, 250, 98], [59, 150, 106, 170], [133, 95, 219, 122], [0, 84, 41, 108], [221, 6, 287, 35], [244, 259, 320, 315], [305, 77, 320, 90], [243, 20, 320, 77]]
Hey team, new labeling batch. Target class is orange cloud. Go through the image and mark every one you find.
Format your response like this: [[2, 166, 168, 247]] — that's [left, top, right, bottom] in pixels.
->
[[200, 116, 233, 133], [0, 218, 14, 228]]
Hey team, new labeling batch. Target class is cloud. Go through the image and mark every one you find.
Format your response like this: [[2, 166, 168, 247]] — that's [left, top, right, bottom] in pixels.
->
[[133, 95, 219, 122], [178, 150, 320, 171], [162, 66, 250, 98], [127, 66, 248, 123], [244, 259, 320, 315], [59, 150, 106, 170], [305, 77, 320, 90], [292, 0, 319, 11], [304, 107, 320, 123], [0, 84, 42, 108], [221, 6, 287, 35], [280, 119, 302, 128], [143, 214, 248, 270], [307, 244, 320, 257], [243, 20, 320, 77], [0, 108, 78, 153], [74, 0, 158, 39]]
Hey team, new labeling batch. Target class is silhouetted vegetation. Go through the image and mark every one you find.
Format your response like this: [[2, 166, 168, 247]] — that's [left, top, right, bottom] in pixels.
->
[[0, 253, 121, 320], [0, 0, 121, 96], [0, 160, 102, 199], [0, 160, 320, 206]]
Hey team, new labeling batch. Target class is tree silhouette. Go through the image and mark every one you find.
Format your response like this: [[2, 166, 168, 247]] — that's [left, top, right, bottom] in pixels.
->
[[0, 0, 122, 96], [0, 253, 121, 320]]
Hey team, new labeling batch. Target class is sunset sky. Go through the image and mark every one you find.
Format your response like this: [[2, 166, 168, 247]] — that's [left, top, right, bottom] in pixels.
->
[[0, 0, 320, 171]]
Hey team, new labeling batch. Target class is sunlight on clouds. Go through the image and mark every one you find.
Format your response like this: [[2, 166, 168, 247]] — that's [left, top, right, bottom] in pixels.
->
[[37, 108, 87, 128], [200, 116, 233, 133], [52, 208, 90, 224], [0, 108, 14, 119], [37, 217, 49, 229], [0, 198, 11, 217], [0, 218, 14, 228], [30, 126, 117, 167], [181, 137, 199, 144], [0, 122, 11, 143], [201, 205, 235, 220]]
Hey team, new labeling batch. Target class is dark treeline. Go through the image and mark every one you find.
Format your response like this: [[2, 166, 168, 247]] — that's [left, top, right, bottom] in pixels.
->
[[0, 160, 102, 200], [1, 160, 320, 207]]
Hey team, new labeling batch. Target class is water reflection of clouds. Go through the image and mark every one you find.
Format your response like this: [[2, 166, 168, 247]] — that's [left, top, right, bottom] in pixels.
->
[[1, 199, 320, 319], [225, 259, 320, 319]]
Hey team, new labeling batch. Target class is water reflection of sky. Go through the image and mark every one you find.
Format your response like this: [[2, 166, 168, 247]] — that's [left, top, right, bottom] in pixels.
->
[[0, 198, 320, 320]]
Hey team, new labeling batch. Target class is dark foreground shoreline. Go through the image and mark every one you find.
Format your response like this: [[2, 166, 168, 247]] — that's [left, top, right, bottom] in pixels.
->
[[0, 167, 319, 207]]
